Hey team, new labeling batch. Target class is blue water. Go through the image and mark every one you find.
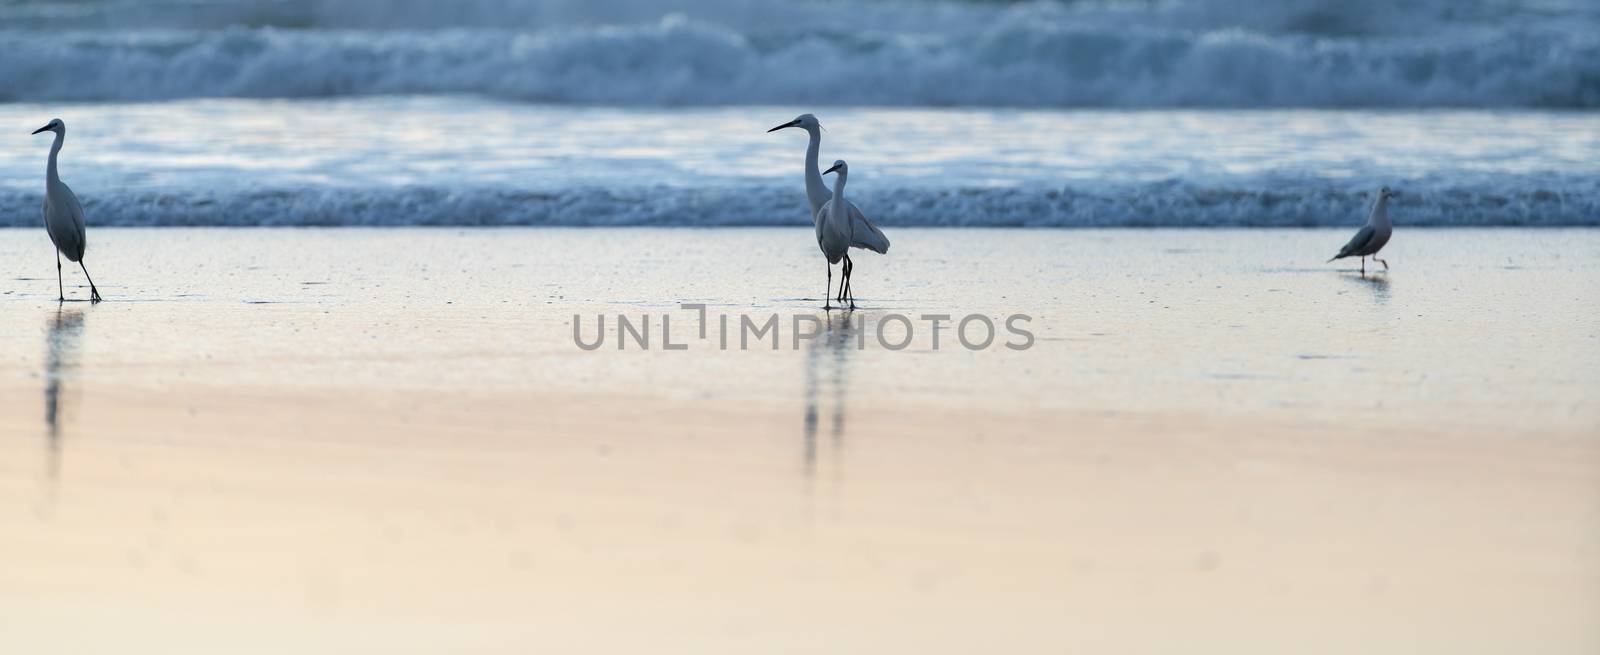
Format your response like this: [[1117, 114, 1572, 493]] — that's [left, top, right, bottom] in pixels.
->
[[4, 0, 1597, 107], [2, 1, 1597, 227]]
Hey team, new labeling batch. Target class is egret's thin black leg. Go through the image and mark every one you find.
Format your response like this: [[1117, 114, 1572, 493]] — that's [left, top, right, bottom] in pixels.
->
[[55, 252, 63, 302], [824, 264, 832, 310], [836, 255, 845, 302], [843, 254, 855, 309], [850, 256, 856, 305], [836, 259, 845, 302], [1375, 257, 1389, 271], [78, 261, 101, 302], [848, 256, 855, 303]]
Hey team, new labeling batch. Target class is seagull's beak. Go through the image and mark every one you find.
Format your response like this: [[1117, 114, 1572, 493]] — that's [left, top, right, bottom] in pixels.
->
[[767, 119, 801, 133], [31, 124, 51, 135], [823, 163, 842, 175]]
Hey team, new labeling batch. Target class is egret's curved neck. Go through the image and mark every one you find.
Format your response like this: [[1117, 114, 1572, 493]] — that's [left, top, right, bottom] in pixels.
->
[[45, 130, 64, 186], [803, 127, 829, 211], [830, 171, 849, 235], [1369, 195, 1390, 227]]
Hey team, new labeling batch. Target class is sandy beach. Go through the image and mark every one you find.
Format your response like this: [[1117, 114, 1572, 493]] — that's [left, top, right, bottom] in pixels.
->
[[6, 0, 1599, 650], [2, 227, 1596, 653]]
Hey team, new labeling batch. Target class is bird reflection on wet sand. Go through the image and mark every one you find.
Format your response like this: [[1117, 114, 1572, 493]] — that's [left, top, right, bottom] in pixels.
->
[[44, 307, 85, 483], [1343, 271, 1392, 304], [803, 311, 856, 478]]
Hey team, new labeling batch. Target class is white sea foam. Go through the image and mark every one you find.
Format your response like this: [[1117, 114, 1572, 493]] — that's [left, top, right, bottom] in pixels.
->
[[2, 97, 1594, 228], [2, 181, 1594, 228]]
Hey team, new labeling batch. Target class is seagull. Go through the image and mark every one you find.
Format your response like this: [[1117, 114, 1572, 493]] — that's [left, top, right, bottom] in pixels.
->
[[768, 114, 888, 307], [1328, 185, 1397, 276], [32, 119, 102, 302]]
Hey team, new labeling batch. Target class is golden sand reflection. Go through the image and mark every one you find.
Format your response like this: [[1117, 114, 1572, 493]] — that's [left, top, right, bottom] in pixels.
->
[[44, 306, 85, 485], [803, 310, 856, 479]]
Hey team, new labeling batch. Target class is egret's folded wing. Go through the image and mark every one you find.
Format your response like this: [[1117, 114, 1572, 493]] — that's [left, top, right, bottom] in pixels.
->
[[66, 186, 86, 234], [43, 184, 88, 261], [847, 203, 890, 254], [815, 202, 830, 248]]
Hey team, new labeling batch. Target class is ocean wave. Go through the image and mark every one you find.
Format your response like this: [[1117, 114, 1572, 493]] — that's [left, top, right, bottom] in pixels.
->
[[8, 0, 1594, 37], [3, 182, 1595, 228], [1, 10, 1596, 107]]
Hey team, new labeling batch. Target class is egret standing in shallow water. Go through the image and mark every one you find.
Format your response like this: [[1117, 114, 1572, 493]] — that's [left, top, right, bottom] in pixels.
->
[[33, 119, 101, 302], [768, 114, 888, 308], [1329, 185, 1398, 276], [817, 160, 858, 309]]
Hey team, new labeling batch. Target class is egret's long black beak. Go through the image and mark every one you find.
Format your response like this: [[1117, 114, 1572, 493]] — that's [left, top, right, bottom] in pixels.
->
[[823, 163, 842, 175], [31, 125, 51, 135], [767, 119, 801, 133], [1389, 191, 1402, 198]]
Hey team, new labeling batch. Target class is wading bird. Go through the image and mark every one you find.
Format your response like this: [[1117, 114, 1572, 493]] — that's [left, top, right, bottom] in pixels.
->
[[768, 114, 888, 307], [817, 160, 858, 309], [32, 119, 102, 302], [1329, 185, 1397, 275]]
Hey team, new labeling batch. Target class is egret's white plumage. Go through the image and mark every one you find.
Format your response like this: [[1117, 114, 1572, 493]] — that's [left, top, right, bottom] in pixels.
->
[[816, 160, 857, 308], [768, 114, 889, 308], [816, 160, 853, 266], [768, 114, 890, 254], [33, 118, 101, 302], [1329, 185, 1397, 275]]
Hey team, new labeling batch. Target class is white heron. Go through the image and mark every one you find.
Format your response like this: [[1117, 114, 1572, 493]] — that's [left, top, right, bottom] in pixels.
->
[[816, 160, 858, 309], [32, 118, 102, 302], [1328, 185, 1397, 275], [768, 114, 888, 307]]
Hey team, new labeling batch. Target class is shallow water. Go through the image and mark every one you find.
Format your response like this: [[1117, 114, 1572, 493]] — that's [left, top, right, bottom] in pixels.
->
[[1, 226, 1594, 429], [1, 227, 1596, 653]]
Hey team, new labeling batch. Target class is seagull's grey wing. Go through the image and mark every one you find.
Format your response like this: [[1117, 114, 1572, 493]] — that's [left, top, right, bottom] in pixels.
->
[[846, 202, 889, 254], [1335, 225, 1375, 259]]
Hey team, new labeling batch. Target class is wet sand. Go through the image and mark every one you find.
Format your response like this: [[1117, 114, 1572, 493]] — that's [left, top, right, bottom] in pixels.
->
[[1, 228, 1597, 653]]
